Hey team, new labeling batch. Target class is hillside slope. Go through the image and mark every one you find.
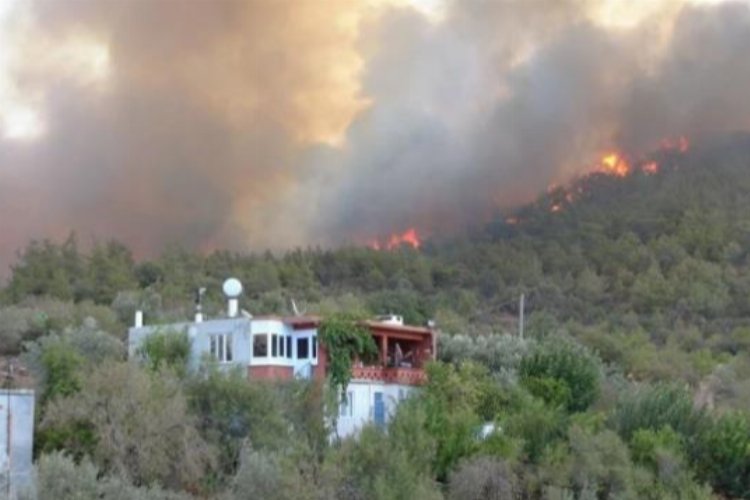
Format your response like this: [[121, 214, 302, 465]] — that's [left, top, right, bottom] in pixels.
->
[[5, 134, 750, 384]]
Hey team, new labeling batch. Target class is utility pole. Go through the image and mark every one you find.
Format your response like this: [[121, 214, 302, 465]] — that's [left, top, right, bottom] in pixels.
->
[[518, 293, 525, 340]]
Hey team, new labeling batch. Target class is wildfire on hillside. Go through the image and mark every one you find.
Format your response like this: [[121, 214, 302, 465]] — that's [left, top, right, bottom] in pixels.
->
[[539, 136, 691, 215], [368, 136, 693, 240], [597, 152, 631, 177], [368, 228, 421, 250]]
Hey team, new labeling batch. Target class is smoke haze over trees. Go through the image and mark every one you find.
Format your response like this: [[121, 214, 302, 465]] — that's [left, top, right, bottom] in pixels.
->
[[6, 130, 750, 497], [4, 1, 750, 272]]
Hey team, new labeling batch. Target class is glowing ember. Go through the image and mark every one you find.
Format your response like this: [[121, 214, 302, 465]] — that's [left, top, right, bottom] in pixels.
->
[[641, 161, 659, 174], [598, 152, 631, 177], [368, 228, 421, 250], [660, 136, 689, 153]]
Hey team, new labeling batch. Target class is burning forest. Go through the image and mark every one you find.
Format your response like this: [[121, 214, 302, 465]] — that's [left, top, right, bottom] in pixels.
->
[[2, 1, 750, 271], [7, 2, 750, 498]]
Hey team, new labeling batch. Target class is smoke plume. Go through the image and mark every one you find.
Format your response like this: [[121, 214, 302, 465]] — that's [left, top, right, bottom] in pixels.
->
[[1, 0, 750, 271]]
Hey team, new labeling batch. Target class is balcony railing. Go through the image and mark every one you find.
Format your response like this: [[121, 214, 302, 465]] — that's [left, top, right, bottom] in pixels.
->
[[351, 365, 426, 385]]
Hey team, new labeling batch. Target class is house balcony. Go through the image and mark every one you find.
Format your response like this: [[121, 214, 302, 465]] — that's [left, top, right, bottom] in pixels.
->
[[351, 365, 427, 385]]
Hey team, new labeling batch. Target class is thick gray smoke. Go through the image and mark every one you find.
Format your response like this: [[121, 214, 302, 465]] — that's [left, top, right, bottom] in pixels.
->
[[317, 0, 750, 242], [1, 0, 750, 272]]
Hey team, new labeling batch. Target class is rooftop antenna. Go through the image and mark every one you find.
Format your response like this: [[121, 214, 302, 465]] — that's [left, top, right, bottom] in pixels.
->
[[222, 278, 243, 318], [291, 298, 306, 316]]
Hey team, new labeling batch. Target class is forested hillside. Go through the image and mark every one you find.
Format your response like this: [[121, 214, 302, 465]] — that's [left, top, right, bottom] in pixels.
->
[[6, 134, 750, 381], [5, 134, 750, 498]]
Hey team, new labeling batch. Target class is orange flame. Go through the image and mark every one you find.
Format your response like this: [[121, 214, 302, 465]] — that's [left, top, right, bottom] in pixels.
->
[[598, 151, 631, 177], [368, 228, 421, 250]]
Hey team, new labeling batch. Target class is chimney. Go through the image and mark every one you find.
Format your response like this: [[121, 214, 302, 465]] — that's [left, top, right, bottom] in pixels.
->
[[134, 310, 143, 328], [195, 287, 206, 323]]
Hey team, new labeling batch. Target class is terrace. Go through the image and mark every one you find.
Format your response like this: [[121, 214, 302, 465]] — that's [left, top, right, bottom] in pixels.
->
[[351, 323, 434, 385]]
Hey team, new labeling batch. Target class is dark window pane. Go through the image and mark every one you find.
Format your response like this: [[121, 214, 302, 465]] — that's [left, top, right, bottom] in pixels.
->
[[272, 334, 278, 357], [312, 336, 317, 358], [286, 336, 292, 359], [297, 338, 309, 359], [253, 334, 268, 357]]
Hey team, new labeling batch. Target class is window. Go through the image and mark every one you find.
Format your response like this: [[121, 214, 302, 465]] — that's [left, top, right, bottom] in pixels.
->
[[297, 337, 309, 359], [272, 334, 279, 357], [253, 334, 268, 357], [286, 336, 292, 359], [312, 336, 317, 359], [279, 334, 285, 357], [340, 391, 354, 417], [210, 334, 232, 362]]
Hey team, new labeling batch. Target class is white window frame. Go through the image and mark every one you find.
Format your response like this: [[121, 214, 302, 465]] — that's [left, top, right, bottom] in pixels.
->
[[272, 333, 279, 357], [210, 334, 232, 363], [297, 337, 310, 360], [340, 390, 354, 417]]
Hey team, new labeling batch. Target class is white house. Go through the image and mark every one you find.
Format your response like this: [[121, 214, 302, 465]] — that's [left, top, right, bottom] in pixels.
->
[[128, 280, 435, 436]]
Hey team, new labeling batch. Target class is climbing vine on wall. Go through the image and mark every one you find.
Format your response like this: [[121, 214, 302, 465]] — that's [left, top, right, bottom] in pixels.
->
[[318, 313, 378, 400]]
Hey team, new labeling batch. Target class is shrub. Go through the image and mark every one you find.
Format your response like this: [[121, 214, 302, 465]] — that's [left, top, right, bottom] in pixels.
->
[[137, 328, 191, 376], [693, 411, 750, 498], [519, 338, 601, 413], [22, 452, 192, 500], [611, 384, 706, 442], [41, 362, 216, 491], [448, 456, 517, 500]]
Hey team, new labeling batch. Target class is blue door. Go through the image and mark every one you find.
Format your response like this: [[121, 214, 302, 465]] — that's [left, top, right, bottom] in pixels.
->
[[373, 392, 385, 427]]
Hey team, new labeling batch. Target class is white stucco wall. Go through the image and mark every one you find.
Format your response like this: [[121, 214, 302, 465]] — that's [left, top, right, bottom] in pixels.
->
[[336, 381, 417, 437], [0, 390, 35, 498], [128, 317, 319, 376]]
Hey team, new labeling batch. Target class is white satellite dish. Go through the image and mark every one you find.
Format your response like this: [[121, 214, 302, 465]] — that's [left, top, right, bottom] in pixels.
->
[[222, 278, 243, 298]]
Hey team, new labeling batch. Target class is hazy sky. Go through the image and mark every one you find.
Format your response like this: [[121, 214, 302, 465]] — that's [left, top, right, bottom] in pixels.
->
[[1, 0, 750, 270]]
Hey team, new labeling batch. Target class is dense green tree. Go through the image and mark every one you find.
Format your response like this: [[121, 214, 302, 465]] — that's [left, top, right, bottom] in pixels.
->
[[186, 367, 288, 473], [694, 411, 750, 498], [41, 362, 216, 491], [137, 328, 191, 376], [611, 384, 706, 442], [519, 338, 601, 413]]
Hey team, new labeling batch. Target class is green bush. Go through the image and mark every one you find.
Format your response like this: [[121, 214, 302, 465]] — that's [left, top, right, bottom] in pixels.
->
[[519, 338, 601, 413], [137, 328, 191, 376], [611, 384, 706, 442], [693, 411, 750, 498], [22, 451, 191, 500]]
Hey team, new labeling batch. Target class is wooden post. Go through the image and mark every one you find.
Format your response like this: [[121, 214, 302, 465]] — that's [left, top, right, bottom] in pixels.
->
[[381, 335, 388, 366]]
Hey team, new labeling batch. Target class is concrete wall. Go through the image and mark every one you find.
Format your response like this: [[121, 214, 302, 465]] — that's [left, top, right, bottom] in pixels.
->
[[336, 381, 416, 437], [128, 318, 320, 379], [0, 390, 35, 498]]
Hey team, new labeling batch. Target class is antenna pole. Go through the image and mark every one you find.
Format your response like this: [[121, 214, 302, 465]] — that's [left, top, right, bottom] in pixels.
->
[[519, 293, 525, 340]]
